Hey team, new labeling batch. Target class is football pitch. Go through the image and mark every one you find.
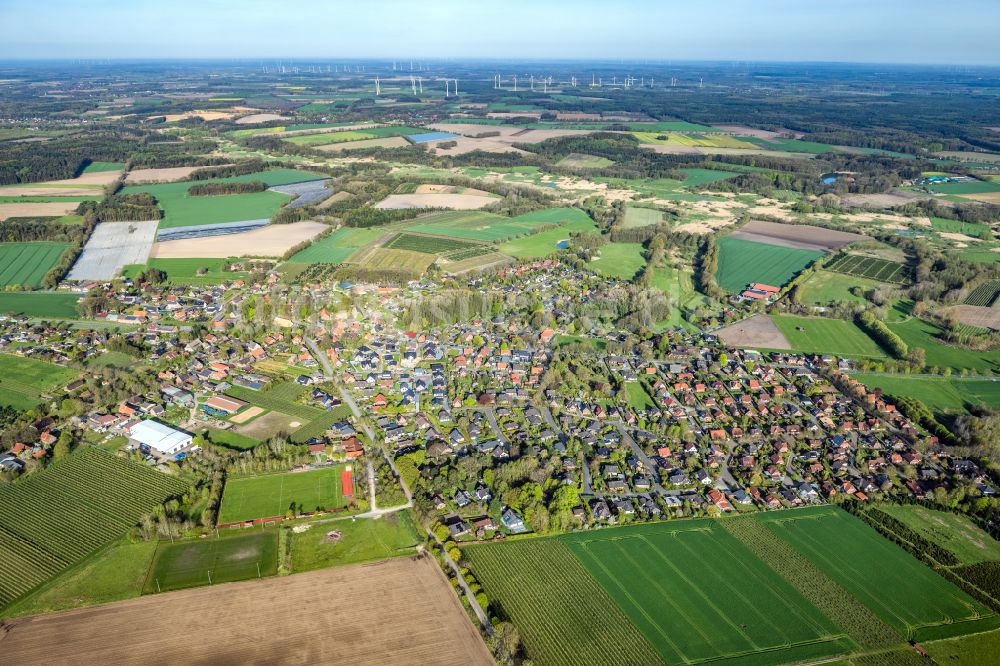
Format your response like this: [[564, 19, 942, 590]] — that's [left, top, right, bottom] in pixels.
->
[[218, 466, 351, 524]]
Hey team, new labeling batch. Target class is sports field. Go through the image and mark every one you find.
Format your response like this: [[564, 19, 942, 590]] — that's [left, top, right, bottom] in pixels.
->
[[0, 242, 69, 288], [218, 465, 352, 524], [853, 374, 1000, 413], [0, 292, 81, 318], [122, 169, 324, 229], [716, 236, 824, 292], [468, 519, 855, 666], [143, 530, 278, 593], [0, 353, 78, 410], [876, 504, 1000, 565], [589, 242, 646, 279], [771, 315, 887, 357]]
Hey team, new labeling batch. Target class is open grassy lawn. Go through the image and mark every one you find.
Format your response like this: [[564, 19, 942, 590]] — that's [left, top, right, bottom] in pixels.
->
[[290, 227, 384, 264], [679, 167, 740, 187], [623, 382, 654, 409], [204, 427, 262, 451], [143, 529, 278, 593], [3, 539, 157, 617], [877, 504, 1000, 565], [290, 510, 422, 573], [771, 315, 887, 358], [888, 316, 1000, 372], [716, 236, 824, 292], [924, 180, 1000, 195], [621, 206, 663, 228], [499, 213, 599, 259], [0, 353, 78, 410], [798, 270, 884, 304], [218, 465, 352, 524], [121, 258, 249, 285], [0, 292, 81, 319], [122, 169, 323, 229], [589, 242, 646, 279], [758, 507, 998, 642], [468, 519, 854, 666], [0, 242, 69, 288], [923, 628, 1000, 665], [405, 207, 591, 243], [853, 374, 1000, 414]]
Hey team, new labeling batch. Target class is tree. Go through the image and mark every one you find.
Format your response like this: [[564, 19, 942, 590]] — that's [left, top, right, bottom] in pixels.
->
[[53, 430, 72, 459]]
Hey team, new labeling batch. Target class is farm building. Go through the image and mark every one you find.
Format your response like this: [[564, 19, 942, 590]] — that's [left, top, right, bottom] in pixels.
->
[[128, 420, 192, 455], [204, 395, 249, 415]]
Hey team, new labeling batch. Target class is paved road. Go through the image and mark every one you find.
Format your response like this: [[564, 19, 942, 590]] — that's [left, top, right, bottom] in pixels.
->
[[483, 407, 508, 445], [540, 406, 594, 494], [611, 422, 666, 493]]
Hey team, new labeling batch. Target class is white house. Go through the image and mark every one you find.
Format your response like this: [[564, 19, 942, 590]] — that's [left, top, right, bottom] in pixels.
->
[[129, 420, 191, 456]]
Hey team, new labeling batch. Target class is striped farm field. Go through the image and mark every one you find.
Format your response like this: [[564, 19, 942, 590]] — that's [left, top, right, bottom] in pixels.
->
[[825, 253, 909, 284], [0, 242, 69, 288], [468, 519, 855, 666], [384, 232, 484, 255], [0, 448, 186, 609], [0, 352, 78, 410], [964, 280, 1000, 307], [404, 207, 590, 243], [716, 237, 824, 292]]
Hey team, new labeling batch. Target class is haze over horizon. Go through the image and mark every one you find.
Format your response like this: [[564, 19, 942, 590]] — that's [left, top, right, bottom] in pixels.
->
[[1, 0, 999, 66]]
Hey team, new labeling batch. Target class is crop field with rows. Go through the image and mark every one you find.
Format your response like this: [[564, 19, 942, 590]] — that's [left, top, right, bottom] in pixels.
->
[[964, 280, 1000, 307], [0, 448, 186, 609], [384, 232, 484, 255], [825, 253, 909, 284]]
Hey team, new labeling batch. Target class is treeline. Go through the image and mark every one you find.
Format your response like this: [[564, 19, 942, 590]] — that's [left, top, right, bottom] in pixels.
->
[[187, 180, 265, 196], [343, 207, 419, 228], [526, 133, 689, 180], [77, 193, 161, 222], [893, 396, 962, 447], [893, 198, 1000, 226], [696, 238, 724, 299], [856, 310, 908, 358], [406, 289, 500, 327], [843, 504, 958, 566], [0, 217, 92, 244], [335, 264, 424, 284], [189, 160, 269, 180]]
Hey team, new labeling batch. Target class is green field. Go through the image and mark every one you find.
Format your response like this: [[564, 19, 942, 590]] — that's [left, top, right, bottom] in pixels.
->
[[589, 242, 646, 279], [143, 530, 278, 593], [121, 258, 249, 285], [716, 237, 824, 292], [888, 315, 1000, 371], [747, 137, 841, 154], [772, 315, 887, 358], [385, 232, 483, 255], [931, 217, 992, 240], [825, 254, 909, 284], [204, 427, 261, 451], [3, 539, 157, 617], [853, 374, 1000, 414], [679, 167, 740, 187], [498, 211, 599, 259], [798, 270, 884, 304], [122, 169, 323, 229], [0, 352, 78, 410], [0, 292, 81, 318], [284, 125, 426, 146], [289, 226, 384, 264], [290, 510, 422, 572], [877, 504, 1000, 565], [82, 161, 124, 173], [923, 628, 1000, 665], [404, 207, 591, 243], [0, 448, 186, 609], [621, 206, 663, 228], [759, 507, 997, 642], [623, 382, 655, 409], [225, 381, 325, 420], [924, 179, 1000, 195], [0, 242, 69, 288], [469, 519, 855, 666], [218, 465, 352, 524]]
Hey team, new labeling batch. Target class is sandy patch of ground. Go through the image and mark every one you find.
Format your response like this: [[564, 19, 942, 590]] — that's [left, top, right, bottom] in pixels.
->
[[234, 113, 287, 124], [504, 128, 595, 143], [676, 217, 738, 234], [235, 410, 298, 440], [316, 136, 409, 152], [945, 304, 1000, 331], [717, 314, 791, 350], [964, 192, 1000, 204], [150, 221, 328, 258], [428, 123, 527, 139], [0, 202, 80, 220], [374, 193, 498, 210], [159, 110, 236, 122], [732, 220, 865, 251], [939, 232, 980, 243], [429, 137, 528, 156], [229, 405, 264, 424], [0, 186, 99, 197], [124, 166, 211, 184], [0, 556, 492, 666], [841, 192, 927, 208]]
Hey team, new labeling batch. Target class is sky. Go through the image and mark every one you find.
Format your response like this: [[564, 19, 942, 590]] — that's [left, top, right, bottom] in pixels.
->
[[1, 0, 999, 65]]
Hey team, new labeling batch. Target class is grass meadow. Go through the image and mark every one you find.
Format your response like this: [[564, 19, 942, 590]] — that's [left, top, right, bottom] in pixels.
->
[[218, 466, 352, 524], [716, 237, 824, 292], [771, 315, 887, 358], [0, 242, 69, 288], [0, 353, 78, 410]]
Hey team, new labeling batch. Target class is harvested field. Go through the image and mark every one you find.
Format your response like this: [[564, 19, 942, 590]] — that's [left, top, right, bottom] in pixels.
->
[[124, 166, 212, 184], [731, 220, 865, 252], [375, 193, 498, 210], [234, 410, 299, 440], [234, 113, 286, 124], [0, 202, 80, 220], [947, 304, 1000, 331], [316, 136, 409, 152], [358, 247, 436, 274], [964, 192, 1000, 204], [841, 192, 927, 208], [67, 221, 158, 281], [501, 128, 594, 143], [428, 123, 527, 139], [441, 252, 513, 274], [150, 221, 327, 258], [0, 186, 99, 197], [717, 314, 791, 349], [429, 136, 528, 155], [0, 556, 492, 666], [712, 125, 788, 139]]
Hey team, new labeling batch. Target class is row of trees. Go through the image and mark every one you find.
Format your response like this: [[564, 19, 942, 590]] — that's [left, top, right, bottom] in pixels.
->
[[188, 180, 265, 196]]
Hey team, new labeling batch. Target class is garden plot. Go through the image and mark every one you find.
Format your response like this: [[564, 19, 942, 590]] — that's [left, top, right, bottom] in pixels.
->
[[67, 221, 158, 280], [150, 221, 327, 258]]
